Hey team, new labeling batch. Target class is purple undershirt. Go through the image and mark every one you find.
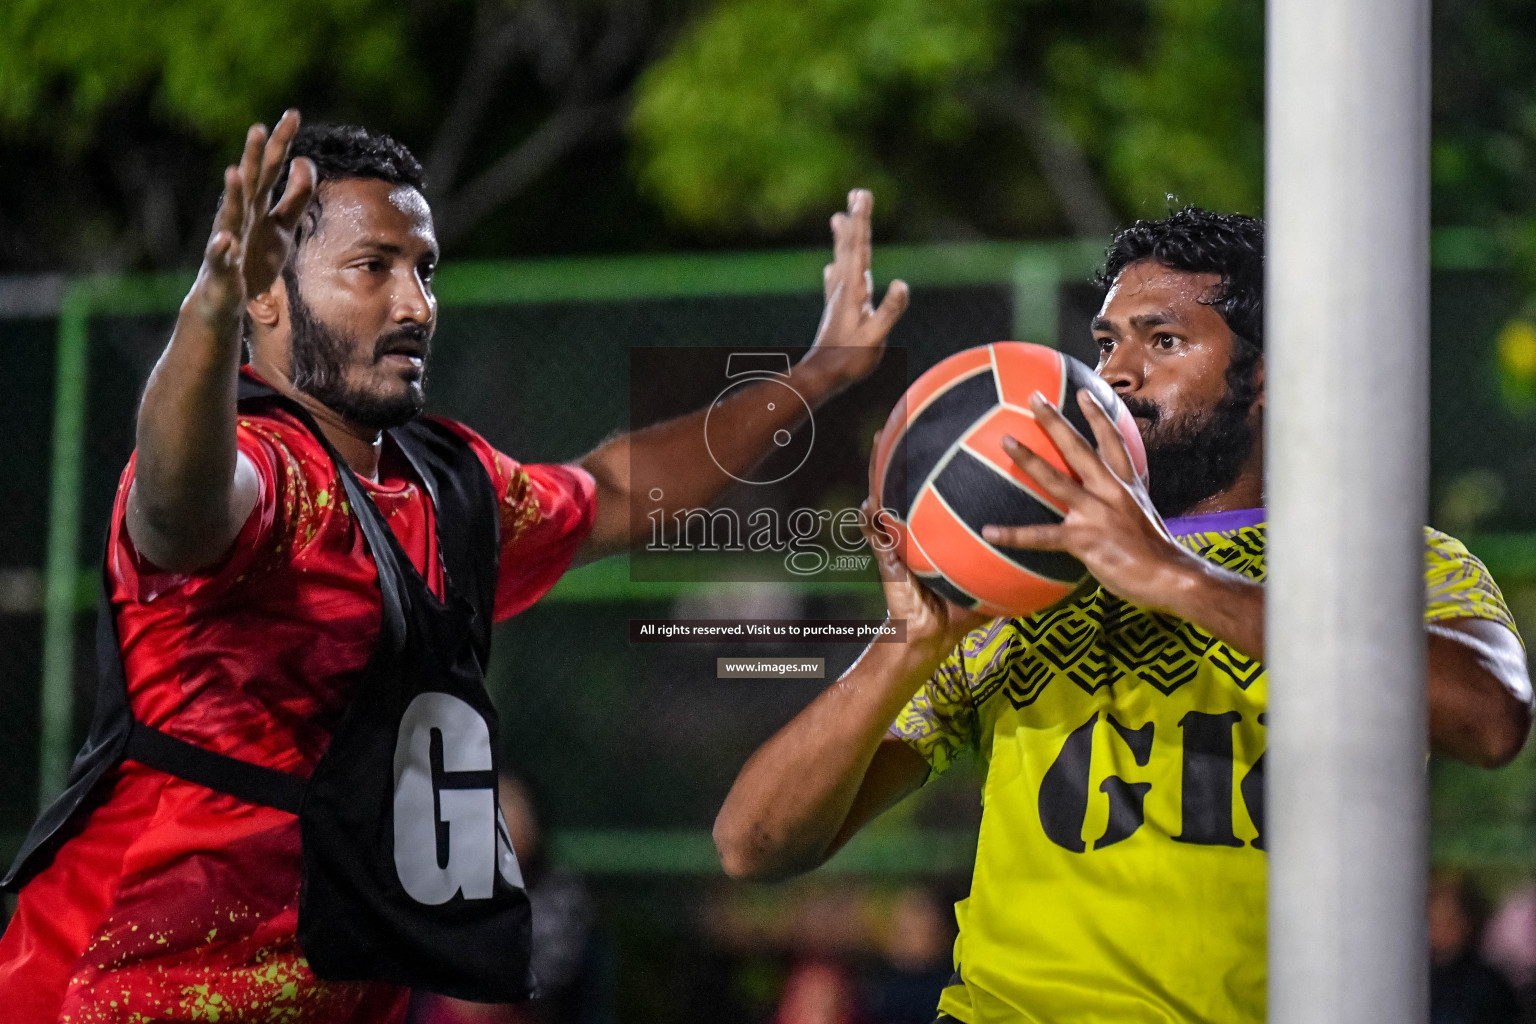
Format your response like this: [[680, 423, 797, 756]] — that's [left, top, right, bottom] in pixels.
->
[[1163, 506, 1266, 538]]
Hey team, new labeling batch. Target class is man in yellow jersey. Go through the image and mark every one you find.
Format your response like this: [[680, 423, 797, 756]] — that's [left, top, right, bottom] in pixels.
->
[[713, 208, 1535, 1024]]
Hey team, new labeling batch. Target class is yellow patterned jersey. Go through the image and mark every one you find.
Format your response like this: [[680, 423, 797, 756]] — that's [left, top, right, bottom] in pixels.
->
[[889, 509, 1518, 1024]]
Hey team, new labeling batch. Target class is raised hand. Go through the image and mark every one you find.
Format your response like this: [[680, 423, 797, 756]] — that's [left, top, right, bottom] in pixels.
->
[[130, 111, 315, 573], [981, 390, 1195, 613], [189, 110, 316, 328], [800, 189, 910, 394]]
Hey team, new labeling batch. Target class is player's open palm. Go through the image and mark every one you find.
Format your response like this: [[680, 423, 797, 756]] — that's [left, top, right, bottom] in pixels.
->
[[802, 189, 910, 393], [191, 110, 315, 328]]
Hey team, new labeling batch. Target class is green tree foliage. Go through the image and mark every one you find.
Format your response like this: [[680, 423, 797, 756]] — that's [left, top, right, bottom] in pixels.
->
[[634, 0, 1536, 245], [1047, 0, 1263, 217], [1433, 0, 1536, 273], [630, 0, 1006, 231], [8, 0, 1536, 259], [0, 0, 412, 147], [633, 0, 1265, 236], [0, 0, 690, 270]]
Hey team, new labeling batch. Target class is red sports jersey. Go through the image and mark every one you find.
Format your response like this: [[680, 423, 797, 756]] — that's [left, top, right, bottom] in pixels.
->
[[0, 398, 596, 1022]]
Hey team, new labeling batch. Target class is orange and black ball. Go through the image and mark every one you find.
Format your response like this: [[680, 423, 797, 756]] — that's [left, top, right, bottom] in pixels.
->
[[871, 342, 1147, 617]]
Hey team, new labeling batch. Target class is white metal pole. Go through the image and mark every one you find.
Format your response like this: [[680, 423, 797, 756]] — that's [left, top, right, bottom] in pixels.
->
[[1266, 0, 1430, 1021]]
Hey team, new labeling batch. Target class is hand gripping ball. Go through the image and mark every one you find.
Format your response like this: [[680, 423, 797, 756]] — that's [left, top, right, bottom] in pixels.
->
[[871, 342, 1148, 617]]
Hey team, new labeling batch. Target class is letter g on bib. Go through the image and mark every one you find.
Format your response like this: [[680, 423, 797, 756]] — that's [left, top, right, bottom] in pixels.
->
[[393, 692, 498, 904]]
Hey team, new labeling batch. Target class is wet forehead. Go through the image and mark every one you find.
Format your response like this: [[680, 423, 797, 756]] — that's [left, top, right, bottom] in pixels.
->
[[309, 177, 438, 255], [1097, 261, 1223, 327]]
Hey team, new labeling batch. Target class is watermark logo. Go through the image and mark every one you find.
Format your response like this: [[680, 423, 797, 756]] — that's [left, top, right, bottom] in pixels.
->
[[629, 346, 907, 583], [641, 495, 901, 576], [703, 353, 815, 485]]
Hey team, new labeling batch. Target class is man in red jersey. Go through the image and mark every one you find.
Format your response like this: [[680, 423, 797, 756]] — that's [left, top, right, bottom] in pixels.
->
[[0, 111, 907, 1021]]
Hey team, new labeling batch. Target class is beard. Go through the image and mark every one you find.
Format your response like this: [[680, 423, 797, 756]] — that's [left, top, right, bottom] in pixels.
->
[[1122, 387, 1258, 519], [287, 277, 431, 430]]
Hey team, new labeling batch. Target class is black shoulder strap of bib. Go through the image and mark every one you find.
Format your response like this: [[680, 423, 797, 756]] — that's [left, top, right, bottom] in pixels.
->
[[234, 375, 500, 645], [124, 721, 308, 812], [1, 570, 137, 889], [236, 373, 412, 653], [124, 377, 511, 815], [2, 555, 312, 888], [390, 417, 501, 653], [3, 376, 500, 889], [115, 375, 427, 814]]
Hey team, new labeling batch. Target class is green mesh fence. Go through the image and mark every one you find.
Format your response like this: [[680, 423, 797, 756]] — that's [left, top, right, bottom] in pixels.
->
[[0, 242, 1100, 875], [5, 236, 1536, 878]]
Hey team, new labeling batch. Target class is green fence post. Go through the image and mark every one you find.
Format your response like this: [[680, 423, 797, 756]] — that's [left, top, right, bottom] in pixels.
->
[[1011, 254, 1060, 346], [39, 280, 92, 807]]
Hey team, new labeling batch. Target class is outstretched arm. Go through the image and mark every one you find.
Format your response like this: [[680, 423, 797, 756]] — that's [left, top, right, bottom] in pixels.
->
[[713, 502, 988, 880], [574, 189, 909, 565], [987, 390, 1532, 768], [127, 111, 315, 572]]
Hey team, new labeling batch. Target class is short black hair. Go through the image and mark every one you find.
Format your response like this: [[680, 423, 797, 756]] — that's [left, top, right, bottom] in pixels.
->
[[274, 123, 427, 248], [275, 122, 425, 201], [1095, 206, 1265, 350]]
